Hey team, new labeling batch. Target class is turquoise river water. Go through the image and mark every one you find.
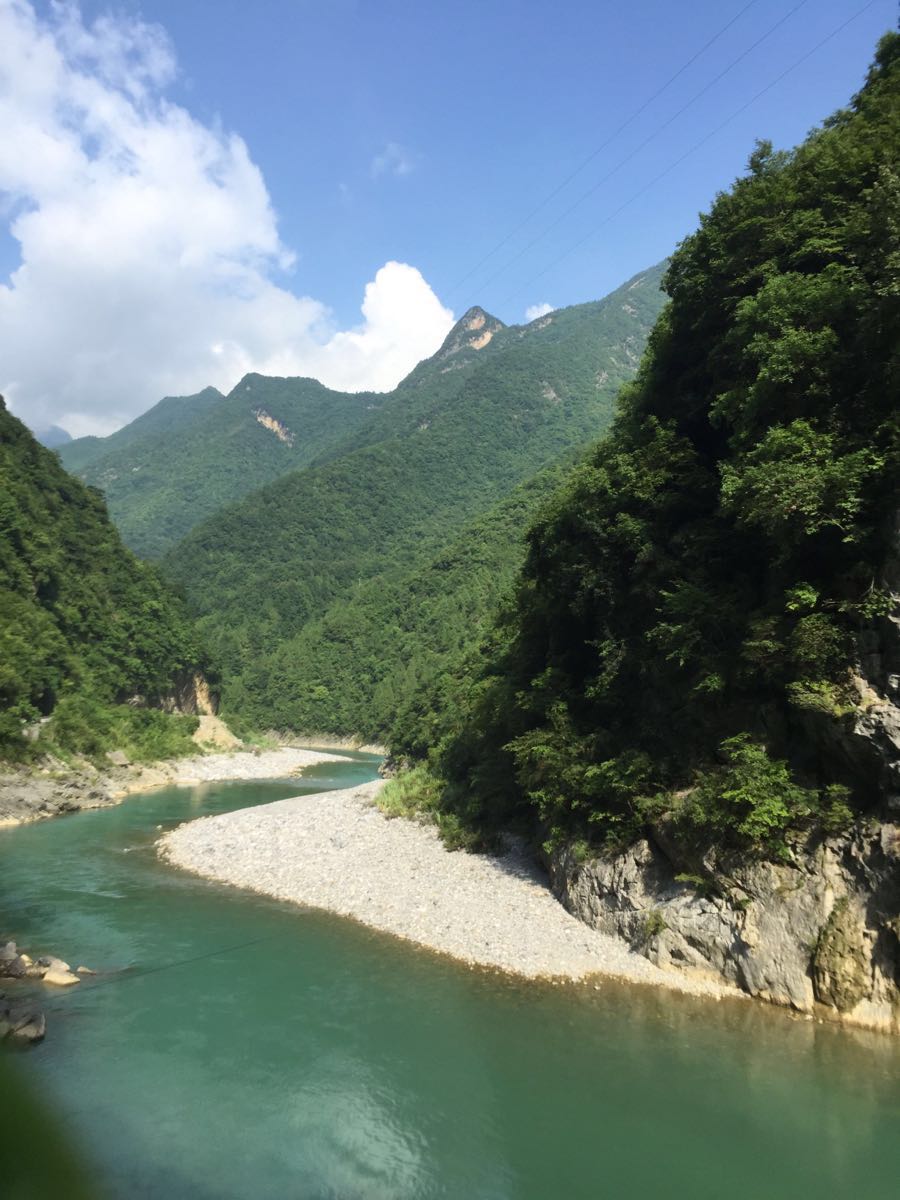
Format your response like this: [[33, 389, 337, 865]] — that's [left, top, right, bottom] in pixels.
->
[[2, 753, 900, 1199]]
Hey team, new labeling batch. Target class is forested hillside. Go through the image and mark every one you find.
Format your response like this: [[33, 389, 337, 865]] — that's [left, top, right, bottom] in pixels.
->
[[61, 378, 378, 557], [0, 400, 205, 762], [225, 460, 572, 746], [60, 385, 224, 475], [415, 32, 900, 857], [163, 266, 667, 726]]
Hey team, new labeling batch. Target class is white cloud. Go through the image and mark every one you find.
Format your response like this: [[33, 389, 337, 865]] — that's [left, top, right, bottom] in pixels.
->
[[0, 2, 452, 436], [370, 141, 415, 180], [310, 261, 454, 393], [524, 302, 555, 322]]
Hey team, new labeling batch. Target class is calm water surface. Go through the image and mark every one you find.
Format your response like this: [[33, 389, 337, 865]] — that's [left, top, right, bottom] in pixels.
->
[[2, 753, 899, 1199]]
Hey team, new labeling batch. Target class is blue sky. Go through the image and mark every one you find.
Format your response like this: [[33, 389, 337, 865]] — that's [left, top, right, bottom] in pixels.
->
[[2, 0, 895, 433], [82, 0, 893, 320]]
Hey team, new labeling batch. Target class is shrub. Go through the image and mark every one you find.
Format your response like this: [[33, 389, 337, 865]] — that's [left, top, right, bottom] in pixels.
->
[[40, 695, 198, 765], [673, 734, 816, 858]]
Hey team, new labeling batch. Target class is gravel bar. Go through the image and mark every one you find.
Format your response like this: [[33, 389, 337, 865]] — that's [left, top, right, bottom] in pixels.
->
[[161, 779, 740, 999], [109, 746, 348, 799]]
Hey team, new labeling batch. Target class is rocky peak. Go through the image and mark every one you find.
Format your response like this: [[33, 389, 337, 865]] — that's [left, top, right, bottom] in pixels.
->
[[436, 306, 505, 360]]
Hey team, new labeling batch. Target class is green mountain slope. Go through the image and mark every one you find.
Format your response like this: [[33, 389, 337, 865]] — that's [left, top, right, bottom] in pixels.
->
[[61, 378, 378, 557], [427, 33, 900, 857], [59, 385, 224, 475], [164, 263, 668, 724], [226, 460, 572, 746], [0, 399, 205, 760]]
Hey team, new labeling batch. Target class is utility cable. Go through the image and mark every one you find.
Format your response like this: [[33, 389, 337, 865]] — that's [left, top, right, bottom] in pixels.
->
[[31, 932, 284, 1014], [498, 0, 880, 307], [445, 0, 763, 298], [464, 0, 811, 308]]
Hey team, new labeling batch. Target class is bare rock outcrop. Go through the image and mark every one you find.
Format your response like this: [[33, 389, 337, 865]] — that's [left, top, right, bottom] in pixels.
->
[[549, 821, 900, 1032]]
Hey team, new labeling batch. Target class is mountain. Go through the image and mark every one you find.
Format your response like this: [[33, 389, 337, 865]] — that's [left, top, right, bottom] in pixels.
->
[[61, 378, 379, 558], [59, 385, 225, 476], [163, 263, 668, 725], [0, 398, 205, 761], [34, 425, 72, 449], [62, 266, 664, 563], [394, 34, 900, 1030], [426, 32, 900, 859]]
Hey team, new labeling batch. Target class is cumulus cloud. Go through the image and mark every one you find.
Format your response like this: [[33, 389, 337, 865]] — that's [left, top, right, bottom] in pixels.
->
[[370, 141, 415, 180], [0, 2, 452, 435], [524, 302, 555, 322]]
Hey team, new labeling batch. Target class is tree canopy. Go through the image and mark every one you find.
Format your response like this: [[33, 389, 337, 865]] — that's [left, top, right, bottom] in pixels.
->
[[422, 33, 900, 857]]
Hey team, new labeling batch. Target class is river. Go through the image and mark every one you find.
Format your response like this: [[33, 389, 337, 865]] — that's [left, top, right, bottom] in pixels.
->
[[2, 754, 900, 1199]]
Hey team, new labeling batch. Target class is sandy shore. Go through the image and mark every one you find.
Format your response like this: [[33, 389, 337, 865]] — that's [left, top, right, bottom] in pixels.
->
[[161, 778, 742, 1000]]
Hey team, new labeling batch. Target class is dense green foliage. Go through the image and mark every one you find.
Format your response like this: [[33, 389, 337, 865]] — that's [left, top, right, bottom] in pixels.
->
[[43, 694, 199, 764], [0, 400, 204, 761], [225, 461, 572, 747], [422, 35, 900, 857], [61, 378, 377, 557], [59, 385, 224, 474], [163, 269, 667, 728]]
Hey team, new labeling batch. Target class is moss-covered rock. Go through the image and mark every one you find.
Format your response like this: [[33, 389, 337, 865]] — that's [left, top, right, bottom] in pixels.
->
[[813, 899, 871, 1012]]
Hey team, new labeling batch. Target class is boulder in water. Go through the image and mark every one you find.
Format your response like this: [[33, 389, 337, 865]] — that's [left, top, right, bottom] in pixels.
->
[[42, 965, 80, 987], [37, 955, 71, 972], [0, 954, 28, 980], [9, 1009, 47, 1044]]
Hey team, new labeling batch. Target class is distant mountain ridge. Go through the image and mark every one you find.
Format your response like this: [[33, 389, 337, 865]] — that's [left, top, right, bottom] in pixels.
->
[[159, 262, 668, 726], [60, 386, 225, 476], [61, 378, 377, 557], [34, 424, 72, 449], [62, 266, 665, 561]]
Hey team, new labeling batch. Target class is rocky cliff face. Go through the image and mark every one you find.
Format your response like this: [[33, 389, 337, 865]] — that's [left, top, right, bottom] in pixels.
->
[[120, 672, 217, 717], [549, 821, 900, 1033], [550, 517, 900, 1034]]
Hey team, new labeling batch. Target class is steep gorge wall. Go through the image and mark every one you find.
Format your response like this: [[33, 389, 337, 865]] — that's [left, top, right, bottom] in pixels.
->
[[550, 521, 900, 1034], [549, 820, 900, 1033]]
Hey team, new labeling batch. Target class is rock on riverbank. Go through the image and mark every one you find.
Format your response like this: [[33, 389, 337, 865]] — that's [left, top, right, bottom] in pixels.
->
[[160, 779, 739, 999]]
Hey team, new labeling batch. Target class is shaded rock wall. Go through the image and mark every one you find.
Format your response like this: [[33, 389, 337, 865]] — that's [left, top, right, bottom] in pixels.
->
[[550, 821, 900, 1032]]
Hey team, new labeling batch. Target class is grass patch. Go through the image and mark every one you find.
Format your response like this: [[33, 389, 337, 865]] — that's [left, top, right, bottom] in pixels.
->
[[378, 765, 442, 820], [640, 909, 668, 944], [378, 765, 493, 852]]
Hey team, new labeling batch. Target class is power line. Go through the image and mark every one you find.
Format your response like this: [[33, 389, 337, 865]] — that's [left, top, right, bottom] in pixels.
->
[[463, 0, 811, 309], [35, 932, 282, 1013], [499, 0, 880, 307], [445, 0, 764, 298]]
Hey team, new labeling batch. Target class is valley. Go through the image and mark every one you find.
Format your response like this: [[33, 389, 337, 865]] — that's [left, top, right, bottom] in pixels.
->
[[2, 14, 899, 1198]]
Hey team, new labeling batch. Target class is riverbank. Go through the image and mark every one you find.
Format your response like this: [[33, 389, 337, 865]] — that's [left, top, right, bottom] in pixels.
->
[[161, 778, 742, 1001], [0, 746, 345, 826], [269, 733, 387, 756]]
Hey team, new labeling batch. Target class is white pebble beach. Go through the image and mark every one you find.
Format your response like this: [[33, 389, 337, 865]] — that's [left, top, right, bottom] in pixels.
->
[[161, 776, 741, 1001]]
